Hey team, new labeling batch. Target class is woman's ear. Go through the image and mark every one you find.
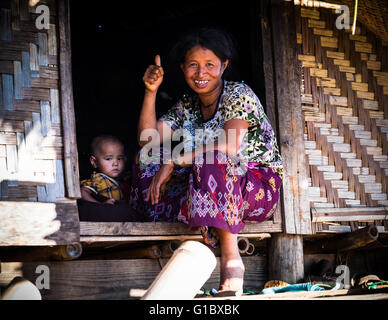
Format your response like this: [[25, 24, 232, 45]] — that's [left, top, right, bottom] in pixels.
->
[[90, 155, 98, 169], [180, 63, 184, 72]]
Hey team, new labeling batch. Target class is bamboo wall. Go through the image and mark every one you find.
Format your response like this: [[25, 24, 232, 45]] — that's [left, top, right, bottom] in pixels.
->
[[0, 0, 79, 245], [0, 0, 65, 201], [296, 7, 388, 233]]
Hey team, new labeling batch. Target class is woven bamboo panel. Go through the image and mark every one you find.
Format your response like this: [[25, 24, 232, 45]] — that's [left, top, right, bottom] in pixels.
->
[[297, 7, 388, 233], [0, 0, 64, 203]]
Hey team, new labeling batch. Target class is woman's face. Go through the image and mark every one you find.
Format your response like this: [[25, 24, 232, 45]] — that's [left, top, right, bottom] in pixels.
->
[[180, 45, 229, 96]]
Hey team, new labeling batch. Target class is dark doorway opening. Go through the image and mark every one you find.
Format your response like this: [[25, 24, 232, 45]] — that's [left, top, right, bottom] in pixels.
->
[[70, 1, 266, 179]]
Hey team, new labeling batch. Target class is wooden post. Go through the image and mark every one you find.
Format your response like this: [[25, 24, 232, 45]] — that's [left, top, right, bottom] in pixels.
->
[[57, 0, 81, 198], [265, 0, 310, 284], [270, 0, 312, 235], [268, 233, 304, 284]]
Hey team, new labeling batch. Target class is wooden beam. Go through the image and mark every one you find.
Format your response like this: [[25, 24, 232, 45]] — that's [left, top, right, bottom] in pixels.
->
[[312, 207, 388, 222], [304, 225, 379, 253], [0, 200, 80, 246], [57, 0, 81, 198], [271, 0, 312, 234], [79, 221, 281, 237]]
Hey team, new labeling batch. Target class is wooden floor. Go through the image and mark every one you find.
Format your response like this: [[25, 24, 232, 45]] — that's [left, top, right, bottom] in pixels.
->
[[196, 287, 388, 300]]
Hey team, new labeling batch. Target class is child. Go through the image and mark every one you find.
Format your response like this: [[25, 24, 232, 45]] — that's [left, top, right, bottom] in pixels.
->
[[80, 135, 130, 205]]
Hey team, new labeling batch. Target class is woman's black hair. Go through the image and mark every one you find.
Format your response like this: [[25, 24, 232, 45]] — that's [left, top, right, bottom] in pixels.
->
[[174, 27, 235, 63]]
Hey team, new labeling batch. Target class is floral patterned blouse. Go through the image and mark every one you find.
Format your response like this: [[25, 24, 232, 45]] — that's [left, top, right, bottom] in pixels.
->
[[159, 81, 283, 175]]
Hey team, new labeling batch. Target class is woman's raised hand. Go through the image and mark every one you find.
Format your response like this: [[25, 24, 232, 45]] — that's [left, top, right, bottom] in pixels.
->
[[143, 55, 164, 93]]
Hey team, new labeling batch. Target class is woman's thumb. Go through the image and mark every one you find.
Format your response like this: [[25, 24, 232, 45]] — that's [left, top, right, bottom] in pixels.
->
[[155, 54, 161, 67]]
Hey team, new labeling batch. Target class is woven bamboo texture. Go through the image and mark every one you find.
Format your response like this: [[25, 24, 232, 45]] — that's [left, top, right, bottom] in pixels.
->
[[0, 0, 65, 203], [332, 0, 388, 45], [296, 6, 388, 233]]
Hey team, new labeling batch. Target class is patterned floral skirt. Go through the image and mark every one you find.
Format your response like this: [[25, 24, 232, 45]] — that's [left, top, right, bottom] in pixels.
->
[[129, 149, 282, 247]]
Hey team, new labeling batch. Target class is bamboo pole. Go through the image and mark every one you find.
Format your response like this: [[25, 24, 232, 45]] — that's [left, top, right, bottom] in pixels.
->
[[0, 243, 83, 262], [304, 225, 379, 253]]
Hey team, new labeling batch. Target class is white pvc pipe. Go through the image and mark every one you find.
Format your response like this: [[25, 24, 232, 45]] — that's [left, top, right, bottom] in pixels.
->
[[1, 277, 41, 300], [141, 241, 216, 300]]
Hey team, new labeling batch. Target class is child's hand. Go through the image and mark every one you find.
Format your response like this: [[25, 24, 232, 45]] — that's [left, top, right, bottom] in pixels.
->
[[104, 198, 116, 205], [143, 55, 164, 93]]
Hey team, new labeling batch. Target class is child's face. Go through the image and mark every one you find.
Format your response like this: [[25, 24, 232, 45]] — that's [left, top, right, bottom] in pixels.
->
[[90, 141, 126, 178]]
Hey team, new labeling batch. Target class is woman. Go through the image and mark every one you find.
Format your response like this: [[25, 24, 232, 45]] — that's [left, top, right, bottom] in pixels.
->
[[131, 28, 283, 295]]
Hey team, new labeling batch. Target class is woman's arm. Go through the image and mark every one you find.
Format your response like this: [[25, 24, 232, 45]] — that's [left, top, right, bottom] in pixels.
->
[[138, 55, 174, 147], [173, 119, 249, 167]]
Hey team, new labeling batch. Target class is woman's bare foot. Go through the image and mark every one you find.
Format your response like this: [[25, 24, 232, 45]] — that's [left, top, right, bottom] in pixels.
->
[[216, 228, 245, 295]]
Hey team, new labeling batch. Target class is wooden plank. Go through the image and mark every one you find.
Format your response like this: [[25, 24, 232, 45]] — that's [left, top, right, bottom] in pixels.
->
[[48, 24, 57, 55], [313, 28, 333, 37], [6, 144, 17, 173], [0, 8, 12, 41], [339, 66, 356, 73], [349, 34, 367, 42], [300, 7, 320, 19], [58, 0, 81, 199], [271, 0, 311, 234], [355, 42, 372, 53], [13, 61, 22, 99], [326, 51, 344, 59], [22, 87, 50, 100], [352, 82, 368, 92], [313, 215, 388, 222], [80, 221, 282, 236], [0, 60, 13, 74], [356, 91, 374, 100], [39, 66, 58, 79], [38, 32, 48, 66], [311, 207, 388, 222], [50, 88, 60, 123], [29, 43, 39, 76], [0, 132, 17, 145], [320, 36, 338, 48], [21, 51, 31, 87], [367, 61, 381, 71], [310, 68, 328, 77], [0, 255, 267, 299], [333, 59, 350, 67], [40, 101, 51, 137], [54, 159, 65, 198], [323, 87, 340, 96], [328, 95, 348, 106], [0, 199, 80, 246], [37, 183, 57, 202], [13, 99, 40, 112], [30, 77, 58, 89], [2, 74, 14, 110]]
